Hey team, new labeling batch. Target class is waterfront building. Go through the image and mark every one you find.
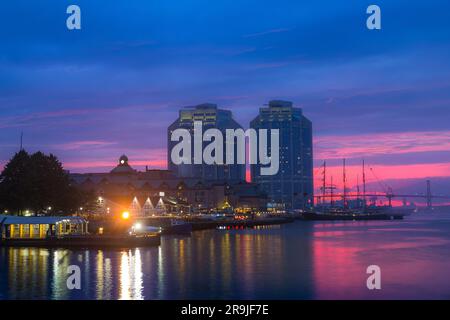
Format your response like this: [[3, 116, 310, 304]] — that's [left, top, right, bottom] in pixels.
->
[[167, 103, 245, 182], [250, 100, 313, 210], [0, 215, 88, 239], [70, 155, 267, 215], [111, 154, 136, 174]]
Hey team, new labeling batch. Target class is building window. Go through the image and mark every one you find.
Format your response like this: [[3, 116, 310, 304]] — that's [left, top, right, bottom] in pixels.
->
[[31, 224, 40, 238], [22, 224, 30, 238]]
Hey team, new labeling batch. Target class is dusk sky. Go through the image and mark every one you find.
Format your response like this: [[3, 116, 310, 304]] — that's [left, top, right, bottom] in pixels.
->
[[1, 0, 450, 201]]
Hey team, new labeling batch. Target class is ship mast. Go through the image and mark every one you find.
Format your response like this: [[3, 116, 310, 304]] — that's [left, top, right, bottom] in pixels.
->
[[357, 174, 360, 204], [330, 176, 334, 206], [362, 159, 366, 210], [322, 161, 326, 205], [343, 158, 347, 209]]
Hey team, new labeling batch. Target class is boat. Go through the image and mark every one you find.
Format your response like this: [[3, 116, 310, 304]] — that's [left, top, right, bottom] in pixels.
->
[[364, 205, 415, 216], [129, 223, 162, 235], [300, 204, 414, 221], [300, 210, 405, 221], [307, 159, 417, 221], [162, 219, 192, 235]]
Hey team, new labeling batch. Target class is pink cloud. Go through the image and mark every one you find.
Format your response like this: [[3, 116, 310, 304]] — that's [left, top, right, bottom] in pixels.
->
[[314, 162, 450, 191], [315, 130, 450, 159], [64, 159, 167, 171], [62, 148, 168, 173], [53, 140, 118, 151]]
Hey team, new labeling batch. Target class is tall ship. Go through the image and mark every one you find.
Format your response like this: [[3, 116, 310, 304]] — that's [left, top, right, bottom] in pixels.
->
[[301, 159, 416, 221]]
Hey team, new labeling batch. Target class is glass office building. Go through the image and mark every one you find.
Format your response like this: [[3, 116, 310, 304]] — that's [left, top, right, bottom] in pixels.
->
[[250, 100, 313, 210], [168, 103, 245, 182]]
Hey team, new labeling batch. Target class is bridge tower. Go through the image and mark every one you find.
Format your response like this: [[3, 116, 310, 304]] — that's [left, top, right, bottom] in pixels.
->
[[426, 180, 432, 209]]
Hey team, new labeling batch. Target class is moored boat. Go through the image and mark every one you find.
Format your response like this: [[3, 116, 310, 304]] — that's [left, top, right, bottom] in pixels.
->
[[162, 219, 192, 235], [300, 211, 404, 221]]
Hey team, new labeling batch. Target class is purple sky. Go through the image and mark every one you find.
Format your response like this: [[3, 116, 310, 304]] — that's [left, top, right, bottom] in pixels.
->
[[1, 0, 450, 203]]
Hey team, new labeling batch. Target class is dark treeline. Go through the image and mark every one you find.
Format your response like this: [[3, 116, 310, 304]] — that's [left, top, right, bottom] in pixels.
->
[[0, 150, 96, 216]]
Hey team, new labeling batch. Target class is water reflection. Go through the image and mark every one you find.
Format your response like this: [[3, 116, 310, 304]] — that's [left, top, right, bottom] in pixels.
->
[[310, 217, 450, 299], [119, 249, 144, 300], [6, 248, 50, 299], [1, 213, 450, 299], [0, 247, 148, 300], [120, 252, 130, 299]]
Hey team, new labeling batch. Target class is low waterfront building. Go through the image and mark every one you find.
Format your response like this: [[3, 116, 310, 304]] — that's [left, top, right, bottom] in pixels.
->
[[0, 215, 88, 239], [70, 155, 268, 215]]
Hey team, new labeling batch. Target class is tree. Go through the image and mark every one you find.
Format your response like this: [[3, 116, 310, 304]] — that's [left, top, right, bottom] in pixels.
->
[[0, 150, 32, 214], [0, 150, 95, 215]]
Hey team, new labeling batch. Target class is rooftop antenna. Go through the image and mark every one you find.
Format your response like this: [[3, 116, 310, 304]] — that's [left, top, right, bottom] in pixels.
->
[[20, 131, 23, 151]]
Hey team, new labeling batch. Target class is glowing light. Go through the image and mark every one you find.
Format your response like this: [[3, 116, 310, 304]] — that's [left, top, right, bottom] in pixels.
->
[[134, 223, 142, 230], [122, 211, 130, 220]]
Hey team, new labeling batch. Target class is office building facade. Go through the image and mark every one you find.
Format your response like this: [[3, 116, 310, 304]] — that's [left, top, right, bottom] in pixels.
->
[[168, 103, 245, 182], [250, 100, 313, 210]]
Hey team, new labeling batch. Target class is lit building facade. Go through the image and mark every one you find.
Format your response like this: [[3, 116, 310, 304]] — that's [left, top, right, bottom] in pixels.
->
[[0, 215, 88, 239], [167, 103, 245, 182], [70, 155, 266, 215], [250, 100, 313, 210]]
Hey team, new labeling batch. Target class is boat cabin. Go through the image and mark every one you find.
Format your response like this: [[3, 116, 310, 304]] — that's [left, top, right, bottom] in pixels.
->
[[0, 215, 88, 239]]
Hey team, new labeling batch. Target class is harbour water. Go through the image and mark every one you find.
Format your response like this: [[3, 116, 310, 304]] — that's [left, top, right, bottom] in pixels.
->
[[1, 212, 450, 300]]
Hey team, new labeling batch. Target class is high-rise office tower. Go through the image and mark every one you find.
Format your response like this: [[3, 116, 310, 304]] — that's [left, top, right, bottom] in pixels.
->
[[168, 103, 245, 182], [250, 100, 313, 210]]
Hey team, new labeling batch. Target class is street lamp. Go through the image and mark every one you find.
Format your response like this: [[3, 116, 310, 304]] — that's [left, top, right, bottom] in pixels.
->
[[121, 211, 130, 220]]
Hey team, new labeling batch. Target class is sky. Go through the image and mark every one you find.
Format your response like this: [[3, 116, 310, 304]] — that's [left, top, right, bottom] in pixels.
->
[[1, 0, 450, 203]]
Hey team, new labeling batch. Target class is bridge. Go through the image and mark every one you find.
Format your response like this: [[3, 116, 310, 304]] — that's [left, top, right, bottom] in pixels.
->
[[316, 180, 450, 208]]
